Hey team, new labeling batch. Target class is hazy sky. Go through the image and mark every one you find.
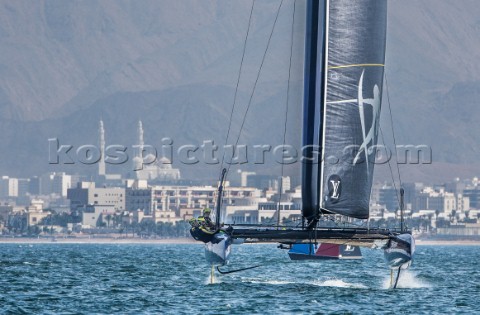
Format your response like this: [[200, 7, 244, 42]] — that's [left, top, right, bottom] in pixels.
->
[[0, 0, 479, 182]]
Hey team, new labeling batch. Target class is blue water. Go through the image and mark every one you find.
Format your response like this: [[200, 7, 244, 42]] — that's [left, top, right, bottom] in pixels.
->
[[0, 243, 478, 314]]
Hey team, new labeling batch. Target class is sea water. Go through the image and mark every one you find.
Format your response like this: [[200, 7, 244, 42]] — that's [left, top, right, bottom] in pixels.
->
[[0, 243, 478, 314]]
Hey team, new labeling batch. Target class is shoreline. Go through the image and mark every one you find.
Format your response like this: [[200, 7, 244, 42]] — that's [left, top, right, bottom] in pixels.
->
[[0, 237, 198, 245], [415, 239, 480, 246], [0, 237, 479, 246]]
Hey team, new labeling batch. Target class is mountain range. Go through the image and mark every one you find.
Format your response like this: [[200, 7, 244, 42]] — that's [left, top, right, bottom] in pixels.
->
[[1, 0, 479, 184]]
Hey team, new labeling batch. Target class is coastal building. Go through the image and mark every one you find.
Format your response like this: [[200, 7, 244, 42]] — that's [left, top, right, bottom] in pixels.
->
[[40, 173, 54, 195], [456, 194, 470, 212], [0, 176, 18, 198], [437, 223, 480, 238], [125, 180, 269, 224], [378, 185, 399, 211], [240, 171, 256, 187], [135, 157, 181, 182], [257, 201, 301, 224], [82, 205, 116, 228], [369, 204, 387, 221], [29, 176, 41, 195], [0, 204, 13, 222], [67, 182, 125, 212], [6, 200, 50, 229], [18, 179, 30, 197], [26, 200, 50, 226], [463, 187, 480, 209], [402, 182, 424, 210], [52, 172, 71, 197], [415, 187, 457, 215], [125, 180, 153, 215]]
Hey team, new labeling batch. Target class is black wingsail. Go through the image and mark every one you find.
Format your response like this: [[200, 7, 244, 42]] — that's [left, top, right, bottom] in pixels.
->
[[303, 0, 387, 221]]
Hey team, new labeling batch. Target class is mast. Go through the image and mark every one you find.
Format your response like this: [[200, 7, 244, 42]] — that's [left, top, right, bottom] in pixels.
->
[[215, 168, 227, 229], [301, 0, 327, 227]]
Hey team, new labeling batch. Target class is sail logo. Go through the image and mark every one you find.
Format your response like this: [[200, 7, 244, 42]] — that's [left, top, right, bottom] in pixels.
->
[[328, 175, 342, 202], [325, 69, 382, 171], [354, 70, 381, 171]]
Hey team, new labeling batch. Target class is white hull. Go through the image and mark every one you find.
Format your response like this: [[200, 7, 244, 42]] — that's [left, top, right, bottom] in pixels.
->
[[204, 233, 232, 266]]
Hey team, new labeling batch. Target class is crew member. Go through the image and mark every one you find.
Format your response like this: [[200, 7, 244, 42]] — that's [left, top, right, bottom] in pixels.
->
[[199, 208, 216, 231]]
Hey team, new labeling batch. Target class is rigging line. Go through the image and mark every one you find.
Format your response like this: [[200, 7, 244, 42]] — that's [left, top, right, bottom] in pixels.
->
[[384, 72, 403, 188], [219, 0, 256, 177], [379, 126, 401, 210], [225, 0, 285, 179], [276, 0, 296, 228]]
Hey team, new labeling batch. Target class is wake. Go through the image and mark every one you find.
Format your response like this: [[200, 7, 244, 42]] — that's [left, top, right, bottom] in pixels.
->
[[381, 270, 431, 289], [313, 279, 368, 289], [240, 277, 368, 289]]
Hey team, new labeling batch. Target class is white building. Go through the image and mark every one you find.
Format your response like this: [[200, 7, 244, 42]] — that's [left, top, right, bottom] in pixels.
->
[[133, 121, 180, 181], [135, 157, 180, 182], [126, 182, 266, 223], [82, 205, 116, 228], [415, 187, 457, 215], [52, 173, 71, 197], [457, 194, 470, 212], [0, 176, 18, 198], [67, 182, 125, 212]]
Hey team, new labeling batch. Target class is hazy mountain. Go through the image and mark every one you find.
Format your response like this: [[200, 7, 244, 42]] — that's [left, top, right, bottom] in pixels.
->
[[0, 0, 479, 183]]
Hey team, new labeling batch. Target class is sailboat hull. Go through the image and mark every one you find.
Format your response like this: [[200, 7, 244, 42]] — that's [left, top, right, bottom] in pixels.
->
[[204, 233, 232, 266], [288, 243, 362, 260], [384, 233, 415, 269]]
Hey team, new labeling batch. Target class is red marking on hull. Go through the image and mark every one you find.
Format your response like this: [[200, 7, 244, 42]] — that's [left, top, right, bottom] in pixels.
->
[[316, 243, 340, 257]]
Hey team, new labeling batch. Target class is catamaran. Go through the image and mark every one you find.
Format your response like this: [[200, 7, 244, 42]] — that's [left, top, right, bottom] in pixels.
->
[[190, 0, 414, 288]]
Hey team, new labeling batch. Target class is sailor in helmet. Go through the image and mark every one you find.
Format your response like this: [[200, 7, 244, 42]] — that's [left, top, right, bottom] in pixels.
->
[[198, 207, 216, 232], [189, 207, 218, 242]]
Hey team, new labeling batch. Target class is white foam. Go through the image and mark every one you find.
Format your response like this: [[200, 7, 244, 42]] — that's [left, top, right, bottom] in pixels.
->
[[204, 274, 222, 285], [313, 279, 368, 289], [382, 270, 431, 289], [242, 277, 367, 289], [242, 278, 296, 285]]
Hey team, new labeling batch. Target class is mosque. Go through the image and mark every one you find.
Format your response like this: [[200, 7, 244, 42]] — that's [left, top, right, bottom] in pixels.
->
[[97, 120, 181, 182], [131, 121, 181, 182]]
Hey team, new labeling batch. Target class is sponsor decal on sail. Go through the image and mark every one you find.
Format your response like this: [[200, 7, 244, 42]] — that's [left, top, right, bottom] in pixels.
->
[[327, 174, 342, 203]]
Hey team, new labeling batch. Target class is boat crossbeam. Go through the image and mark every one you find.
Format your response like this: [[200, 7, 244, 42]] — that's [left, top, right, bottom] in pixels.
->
[[229, 227, 399, 249]]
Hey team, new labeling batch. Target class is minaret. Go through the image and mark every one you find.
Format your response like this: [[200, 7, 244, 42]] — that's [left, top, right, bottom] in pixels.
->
[[138, 120, 144, 151], [98, 120, 106, 176], [133, 120, 144, 173]]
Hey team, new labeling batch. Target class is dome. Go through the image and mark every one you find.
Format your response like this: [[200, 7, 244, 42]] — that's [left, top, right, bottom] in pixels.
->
[[157, 157, 173, 169], [132, 156, 143, 170], [144, 154, 156, 164]]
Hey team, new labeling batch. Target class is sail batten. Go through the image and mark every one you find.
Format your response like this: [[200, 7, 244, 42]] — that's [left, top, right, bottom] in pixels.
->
[[302, 0, 387, 221]]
